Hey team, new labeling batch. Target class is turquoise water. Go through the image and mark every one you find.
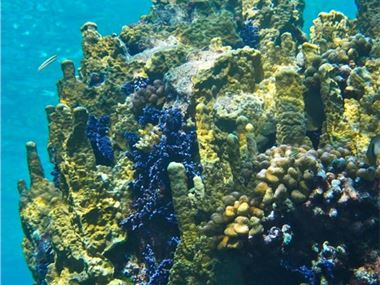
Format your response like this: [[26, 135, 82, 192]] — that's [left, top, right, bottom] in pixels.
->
[[0, 0, 356, 284], [1, 1, 151, 283]]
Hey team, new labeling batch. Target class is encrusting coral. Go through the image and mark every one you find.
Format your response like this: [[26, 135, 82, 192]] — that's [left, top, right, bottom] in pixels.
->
[[355, 0, 380, 39], [18, 1, 379, 284]]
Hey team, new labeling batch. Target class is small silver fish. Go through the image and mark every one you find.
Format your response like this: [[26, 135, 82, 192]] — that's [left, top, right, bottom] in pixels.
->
[[38, 54, 58, 71], [366, 135, 380, 166]]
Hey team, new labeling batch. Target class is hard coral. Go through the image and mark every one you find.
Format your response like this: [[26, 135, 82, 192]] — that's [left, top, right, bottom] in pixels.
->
[[34, 233, 54, 285], [86, 114, 114, 166], [204, 144, 379, 283], [122, 77, 150, 97], [143, 243, 176, 285], [123, 107, 200, 231], [122, 107, 200, 283], [239, 19, 260, 49], [130, 80, 170, 116]]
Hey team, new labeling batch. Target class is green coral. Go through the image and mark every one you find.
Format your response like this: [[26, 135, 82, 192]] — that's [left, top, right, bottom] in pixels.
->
[[145, 46, 188, 78], [275, 67, 309, 146], [355, 0, 380, 38], [193, 47, 263, 97], [244, 0, 306, 47], [310, 11, 356, 52], [167, 162, 215, 285], [119, 23, 156, 53], [213, 92, 263, 131], [177, 11, 242, 48]]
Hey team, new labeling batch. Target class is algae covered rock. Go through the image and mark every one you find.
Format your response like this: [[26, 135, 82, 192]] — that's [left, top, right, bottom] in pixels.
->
[[143, 45, 188, 80], [275, 67, 309, 146], [213, 92, 263, 131], [193, 47, 263, 97], [310, 11, 356, 52], [178, 11, 242, 48], [244, 0, 306, 44], [355, 0, 380, 38]]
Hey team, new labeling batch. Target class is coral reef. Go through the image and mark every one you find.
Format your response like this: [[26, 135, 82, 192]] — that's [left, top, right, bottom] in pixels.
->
[[19, 1, 379, 285]]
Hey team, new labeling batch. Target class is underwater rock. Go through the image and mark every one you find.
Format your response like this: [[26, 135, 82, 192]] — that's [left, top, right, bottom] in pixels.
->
[[19, 1, 379, 284], [193, 47, 263, 98], [178, 11, 242, 48]]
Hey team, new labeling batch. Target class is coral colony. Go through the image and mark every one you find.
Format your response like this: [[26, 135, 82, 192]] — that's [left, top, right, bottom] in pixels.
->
[[18, 0, 379, 285], [240, 20, 260, 49], [87, 115, 114, 166]]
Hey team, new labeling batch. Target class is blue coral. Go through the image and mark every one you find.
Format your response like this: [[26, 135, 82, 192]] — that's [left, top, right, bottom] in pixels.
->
[[280, 242, 345, 285], [50, 165, 61, 189], [35, 234, 54, 285], [124, 132, 140, 149], [143, 243, 158, 277], [281, 261, 317, 285], [143, 243, 175, 285], [138, 106, 162, 126], [240, 19, 260, 49], [122, 107, 200, 283], [122, 77, 150, 96], [293, 265, 317, 285], [317, 258, 336, 280], [88, 72, 106, 88], [147, 259, 173, 285], [86, 115, 114, 166], [288, 260, 336, 285], [158, 108, 200, 180], [122, 107, 200, 231]]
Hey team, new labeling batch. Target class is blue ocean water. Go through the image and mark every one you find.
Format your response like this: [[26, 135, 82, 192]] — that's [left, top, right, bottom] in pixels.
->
[[0, 0, 356, 284]]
